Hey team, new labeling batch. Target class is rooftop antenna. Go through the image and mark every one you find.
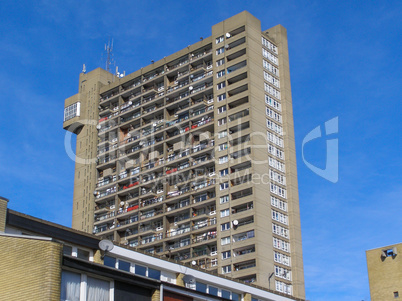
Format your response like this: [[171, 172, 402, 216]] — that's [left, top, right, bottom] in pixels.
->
[[105, 39, 114, 73], [82, 64, 86, 73]]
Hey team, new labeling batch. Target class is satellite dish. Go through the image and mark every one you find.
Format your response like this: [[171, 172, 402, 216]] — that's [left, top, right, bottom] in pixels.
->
[[120, 201, 125, 206], [225, 44, 230, 49], [99, 239, 114, 251], [139, 141, 144, 146], [182, 274, 196, 284], [93, 190, 98, 196], [191, 260, 197, 265], [190, 74, 194, 78], [128, 101, 132, 105], [96, 124, 101, 130], [189, 86, 193, 91], [225, 32, 231, 38], [232, 220, 239, 226]]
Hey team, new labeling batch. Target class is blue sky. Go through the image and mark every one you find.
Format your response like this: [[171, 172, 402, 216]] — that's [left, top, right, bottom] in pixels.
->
[[0, 1, 401, 300]]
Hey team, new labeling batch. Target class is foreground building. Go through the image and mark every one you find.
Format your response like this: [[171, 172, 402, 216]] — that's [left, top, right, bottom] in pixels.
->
[[366, 243, 401, 301], [63, 11, 304, 297], [0, 197, 303, 301]]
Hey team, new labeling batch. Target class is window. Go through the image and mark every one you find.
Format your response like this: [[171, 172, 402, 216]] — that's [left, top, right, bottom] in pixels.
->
[[217, 82, 226, 90], [264, 83, 281, 100], [265, 95, 281, 111], [61, 271, 110, 301], [267, 119, 283, 135], [64, 102, 81, 121], [222, 250, 231, 259], [216, 47, 224, 55], [262, 48, 278, 65], [118, 260, 130, 272], [217, 70, 225, 78], [267, 131, 283, 147], [268, 144, 284, 159], [220, 168, 229, 176], [222, 290, 231, 299], [218, 143, 228, 151], [262, 37, 278, 54], [221, 236, 230, 245], [148, 268, 161, 280], [216, 58, 225, 67], [272, 223, 289, 238], [269, 157, 285, 172], [218, 117, 227, 126], [275, 265, 291, 281], [103, 256, 116, 268], [196, 282, 207, 293], [273, 237, 290, 252], [222, 265, 231, 273], [220, 195, 229, 204], [221, 209, 230, 218], [270, 169, 286, 185], [209, 286, 218, 296], [263, 59, 279, 76], [264, 71, 280, 88], [216, 36, 224, 44], [220, 182, 229, 190], [271, 196, 287, 211], [274, 251, 291, 266], [219, 182, 229, 190], [394, 291, 399, 298], [218, 130, 227, 139], [270, 184, 287, 198], [272, 209, 288, 225], [275, 280, 292, 295], [219, 155, 228, 164], [135, 264, 147, 276], [266, 107, 282, 123], [221, 222, 230, 231], [218, 105, 227, 114], [217, 93, 226, 102]]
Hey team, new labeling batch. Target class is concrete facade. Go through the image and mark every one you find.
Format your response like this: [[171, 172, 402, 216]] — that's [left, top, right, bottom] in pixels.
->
[[63, 11, 304, 298]]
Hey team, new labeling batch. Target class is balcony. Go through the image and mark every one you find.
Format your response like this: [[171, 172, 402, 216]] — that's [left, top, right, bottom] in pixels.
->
[[166, 225, 191, 238], [192, 231, 217, 244], [167, 237, 191, 250], [233, 230, 255, 243]]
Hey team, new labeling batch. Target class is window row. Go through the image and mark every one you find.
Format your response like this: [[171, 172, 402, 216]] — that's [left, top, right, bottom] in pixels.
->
[[266, 107, 282, 123], [275, 265, 292, 281], [271, 196, 288, 211], [264, 71, 280, 88], [275, 280, 292, 295], [103, 256, 161, 280], [267, 119, 283, 135], [269, 169, 286, 185], [272, 209, 288, 225], [267, 131, 284, 147], [272, 223, 289, 239], [274, 251, 291, 267], [265, 95, 281, 111], [269, 156, 286, 173], [268, 144, 284, 160], [263, 59, 279, 76], [271, 183, 287, 198], [262, 48, 278, 65], [264, 83, 281, 100], [195, 281, 240, 300], [273, 237, 290, 252], [262, 37, 278, 54]]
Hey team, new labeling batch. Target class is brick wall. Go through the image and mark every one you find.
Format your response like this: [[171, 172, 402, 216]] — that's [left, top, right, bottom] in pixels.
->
[[0, 235, 62, 300]]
